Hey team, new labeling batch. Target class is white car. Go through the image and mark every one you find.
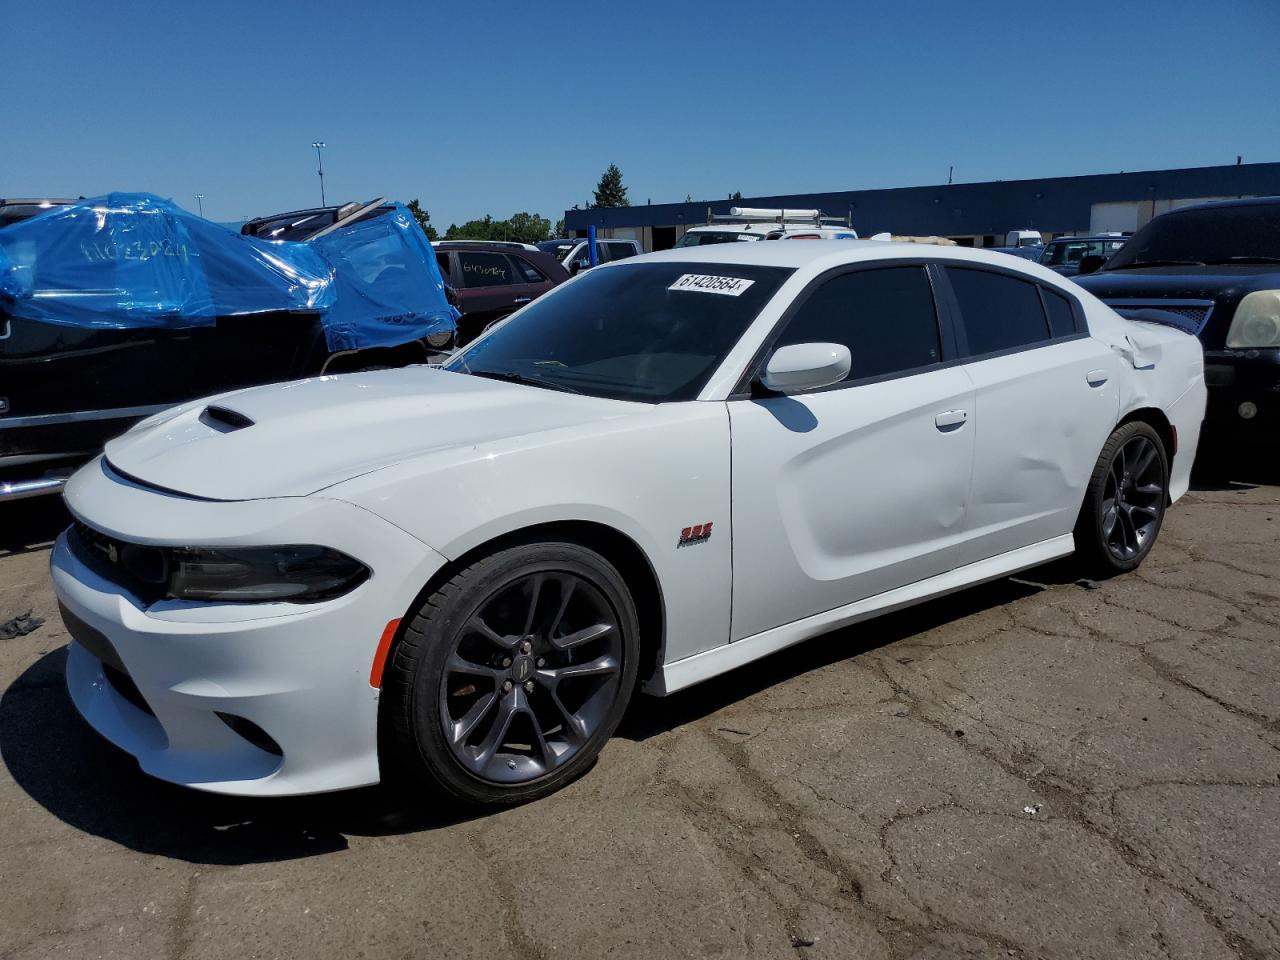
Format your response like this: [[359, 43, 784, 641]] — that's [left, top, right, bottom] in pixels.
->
[[51, 241, 1206, 805], [535, 237, 640, 272]]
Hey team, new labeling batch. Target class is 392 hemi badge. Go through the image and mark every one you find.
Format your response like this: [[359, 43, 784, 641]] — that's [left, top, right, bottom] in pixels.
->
[[677, 522, 713, 548]]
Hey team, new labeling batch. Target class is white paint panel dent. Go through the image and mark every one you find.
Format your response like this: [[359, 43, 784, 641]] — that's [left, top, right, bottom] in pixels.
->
[[327, 402, 734, 668], [1078, 295, 1207, 504]]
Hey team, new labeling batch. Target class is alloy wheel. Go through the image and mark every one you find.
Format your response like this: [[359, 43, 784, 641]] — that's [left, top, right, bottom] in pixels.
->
[[439, 572, 623, 784], [1101, 434, 1165, 561]]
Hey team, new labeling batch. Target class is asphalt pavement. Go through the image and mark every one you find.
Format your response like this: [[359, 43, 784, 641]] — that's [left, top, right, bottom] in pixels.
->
[[1, 478, 1277, 960]]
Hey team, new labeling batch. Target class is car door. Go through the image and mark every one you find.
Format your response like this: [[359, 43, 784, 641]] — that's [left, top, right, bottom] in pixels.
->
[[728, 263, 977, 642], [508, 253, 554, 306], [939, 265, 1119, 565], [453, 251, 532, 342]]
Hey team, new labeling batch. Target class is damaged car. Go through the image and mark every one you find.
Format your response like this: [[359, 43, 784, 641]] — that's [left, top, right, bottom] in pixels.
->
[[0, 193, 458, 500], [51, 241, 1203, 805]]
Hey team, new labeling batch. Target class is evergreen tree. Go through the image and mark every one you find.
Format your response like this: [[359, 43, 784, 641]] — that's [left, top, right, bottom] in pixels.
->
[[405, 199, 439, 241], [592, 164, 630, 208]]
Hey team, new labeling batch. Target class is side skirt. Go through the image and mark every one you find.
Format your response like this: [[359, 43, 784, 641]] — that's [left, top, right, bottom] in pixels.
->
[[649, 535, 1074, 696]]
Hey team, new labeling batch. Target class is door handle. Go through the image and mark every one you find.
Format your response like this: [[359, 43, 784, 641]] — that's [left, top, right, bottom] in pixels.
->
[[1086, 369, 1109, 387], [934, 409, 968, 432], [512, 296, 532, 304]]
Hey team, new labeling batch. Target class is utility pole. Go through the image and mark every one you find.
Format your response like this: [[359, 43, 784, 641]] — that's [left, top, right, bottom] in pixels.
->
[[195, 194, 205, 217], [312, 141, 327, 206], [948, 165, 954, 185]]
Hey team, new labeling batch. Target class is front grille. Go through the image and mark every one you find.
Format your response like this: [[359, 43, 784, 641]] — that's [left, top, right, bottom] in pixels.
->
[[68, 521, 168, 602], [1104, 299, 1214, 335]]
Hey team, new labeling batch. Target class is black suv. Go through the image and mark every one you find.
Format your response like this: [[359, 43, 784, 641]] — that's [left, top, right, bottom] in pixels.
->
[[1076, 197, 1280, 461], [0, 198, 77, 229]]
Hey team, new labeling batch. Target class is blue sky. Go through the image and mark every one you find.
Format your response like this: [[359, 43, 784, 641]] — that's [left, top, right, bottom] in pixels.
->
[[4, 0, 1278, 227]]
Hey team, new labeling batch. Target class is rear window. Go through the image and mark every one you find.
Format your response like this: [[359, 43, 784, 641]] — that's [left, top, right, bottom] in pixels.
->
[[946, 267, 1051, 355], [512, 256, 546, 283], [675, 231, 764, 247], [1042, 288, 1078, 338]]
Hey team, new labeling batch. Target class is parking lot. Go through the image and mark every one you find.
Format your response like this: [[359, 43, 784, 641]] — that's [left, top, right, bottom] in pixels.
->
[[0, 476, 1274, 960]]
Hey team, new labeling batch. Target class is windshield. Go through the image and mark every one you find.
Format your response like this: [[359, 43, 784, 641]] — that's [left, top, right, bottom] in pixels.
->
[[1105, 204, 1280, 269], [674, 231, 764, 247], [444, 261, 794, 402]]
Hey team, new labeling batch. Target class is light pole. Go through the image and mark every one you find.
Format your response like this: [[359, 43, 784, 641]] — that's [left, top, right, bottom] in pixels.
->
[[312, 141, 327, 206], [195, 193, 205, 217]]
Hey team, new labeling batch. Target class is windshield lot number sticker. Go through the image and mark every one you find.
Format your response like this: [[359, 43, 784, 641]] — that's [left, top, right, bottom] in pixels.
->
[[669, 274, 755, 296]]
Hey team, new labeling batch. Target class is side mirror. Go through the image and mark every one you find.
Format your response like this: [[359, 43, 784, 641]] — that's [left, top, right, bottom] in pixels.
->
[[1077, 254, 1107, 276], [570, 260, 586, 276], [760, 342, 851, 394]]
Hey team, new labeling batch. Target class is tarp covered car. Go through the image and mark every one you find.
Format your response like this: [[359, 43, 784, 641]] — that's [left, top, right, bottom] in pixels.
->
[[0, 192, 459, 500]]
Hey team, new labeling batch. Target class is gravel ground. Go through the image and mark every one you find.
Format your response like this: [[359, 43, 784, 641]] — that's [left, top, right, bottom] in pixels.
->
[[1, 479, 1277, 960]]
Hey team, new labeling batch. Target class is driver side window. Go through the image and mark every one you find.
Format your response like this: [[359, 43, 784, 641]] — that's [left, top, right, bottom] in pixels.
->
[[774, 266, 943, 385]]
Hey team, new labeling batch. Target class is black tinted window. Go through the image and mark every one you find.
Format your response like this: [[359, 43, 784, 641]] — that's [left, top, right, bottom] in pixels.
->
[[458, 252, 515, 287], [604, 241, 636, 261], [947, 267, 1050, 355], [1042, 288, 1078, 338], [776, 266, 941, 382], [1105, 203, 1280, 267], [512, 257, 546, 283]]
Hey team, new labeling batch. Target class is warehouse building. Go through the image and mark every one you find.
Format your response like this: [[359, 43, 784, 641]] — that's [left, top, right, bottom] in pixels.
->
[[563, 161, 1280, 252]]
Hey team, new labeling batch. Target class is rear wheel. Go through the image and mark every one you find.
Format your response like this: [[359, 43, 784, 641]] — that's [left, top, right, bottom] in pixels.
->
[[382, 541, 639, 806], [1074, 421, 1168, 576]]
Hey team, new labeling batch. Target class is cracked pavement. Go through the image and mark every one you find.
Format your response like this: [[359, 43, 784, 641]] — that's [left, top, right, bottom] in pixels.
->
[[1, 482, 1278, 960]]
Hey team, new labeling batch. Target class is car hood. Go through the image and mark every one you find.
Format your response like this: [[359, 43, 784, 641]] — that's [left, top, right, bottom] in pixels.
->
[[1076, 265, 1280, 301], [104, 367, 644, 501]]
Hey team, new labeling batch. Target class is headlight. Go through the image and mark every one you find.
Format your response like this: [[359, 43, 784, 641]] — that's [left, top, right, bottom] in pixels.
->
[[425, 329, 454, 349], [166, 545, 369, 602], [1225, 290, 1280, 349]]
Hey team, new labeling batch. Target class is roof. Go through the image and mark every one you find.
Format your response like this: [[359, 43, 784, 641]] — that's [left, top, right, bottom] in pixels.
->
[[565, 162, 1280, 237], [1156, 195, 1280, 213], [604, 238, 1069, 276]]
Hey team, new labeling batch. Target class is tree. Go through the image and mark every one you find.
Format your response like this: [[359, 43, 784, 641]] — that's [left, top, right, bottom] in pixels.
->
[[443, 212, 551, 244], [444, 215, 497, 241], [729, 191, 743, 201], [406, 198, 439, 241], [592, 164, 630, 208], [505, 211, 552, 244], [553, 218, 565, 237]]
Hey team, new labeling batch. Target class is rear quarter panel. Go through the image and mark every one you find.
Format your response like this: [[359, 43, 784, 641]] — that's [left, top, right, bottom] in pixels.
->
[[1081, 297, 1207, 502]]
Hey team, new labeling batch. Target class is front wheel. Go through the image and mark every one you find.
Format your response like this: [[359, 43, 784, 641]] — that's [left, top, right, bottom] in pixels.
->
[[382, 541, 640, 806], [1074, 421, 1169, 576]]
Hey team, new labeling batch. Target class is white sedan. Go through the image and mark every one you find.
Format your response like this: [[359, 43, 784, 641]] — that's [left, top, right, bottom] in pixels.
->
[[51, 241, 1206, 804]]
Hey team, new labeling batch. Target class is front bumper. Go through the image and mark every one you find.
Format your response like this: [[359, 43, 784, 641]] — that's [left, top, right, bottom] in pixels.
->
[[1202, 349, 1280, 451], [51, 459, 447, 796]]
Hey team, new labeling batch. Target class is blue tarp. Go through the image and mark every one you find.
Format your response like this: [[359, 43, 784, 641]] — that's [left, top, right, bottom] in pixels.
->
[[0, 192, 458, 352]]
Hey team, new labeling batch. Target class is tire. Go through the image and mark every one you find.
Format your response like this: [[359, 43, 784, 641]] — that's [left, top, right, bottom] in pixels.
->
[[1074, 421, 1169, 577], [382, 541, 640, 806]]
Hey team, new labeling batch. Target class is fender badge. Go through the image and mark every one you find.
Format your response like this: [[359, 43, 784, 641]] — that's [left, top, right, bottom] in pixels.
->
[[677, 522, 713, 548]]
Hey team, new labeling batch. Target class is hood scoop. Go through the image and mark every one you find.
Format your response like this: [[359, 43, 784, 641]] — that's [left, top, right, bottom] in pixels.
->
[[198, 405, 255, 433]]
